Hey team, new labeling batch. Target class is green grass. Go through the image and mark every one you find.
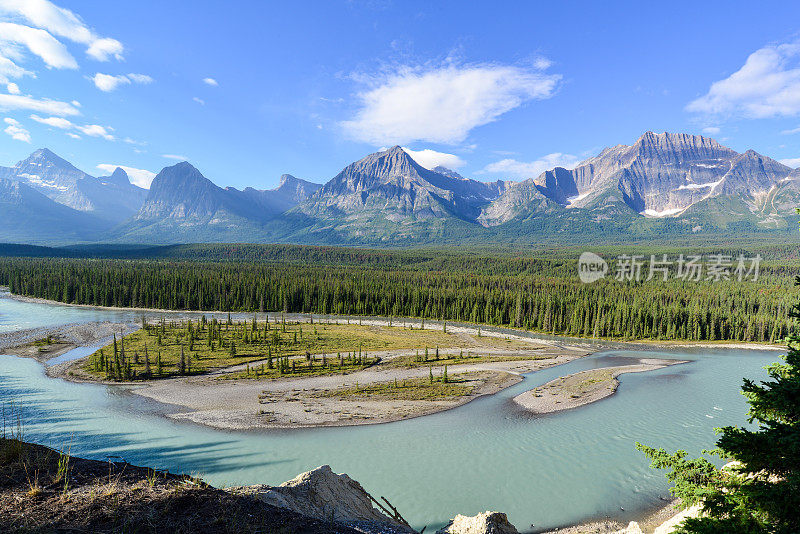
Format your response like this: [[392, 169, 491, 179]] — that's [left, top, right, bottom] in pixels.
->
[[222, 355, 380, 380], [83, 319, 466, 381], [313, 374, 476, 401], [385, 348, 550, 369]]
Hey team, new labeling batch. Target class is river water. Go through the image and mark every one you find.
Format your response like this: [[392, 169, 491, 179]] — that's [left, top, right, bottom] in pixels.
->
[[0, 290, 778, 531]]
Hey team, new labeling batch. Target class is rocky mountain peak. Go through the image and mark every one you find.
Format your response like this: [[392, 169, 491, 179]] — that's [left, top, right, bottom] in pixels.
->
[[317, 146, 426, 197], [270, 174, 321, 203], [278, 174, 299, 187], [482, 130, 796, 226], [631, 131, 734, 161], [16, 148, 88, 177], [104, 167, 131, 187], [432, 166, 464, 180], [27, 147, 62, 162], [148, 162, 211, 194]]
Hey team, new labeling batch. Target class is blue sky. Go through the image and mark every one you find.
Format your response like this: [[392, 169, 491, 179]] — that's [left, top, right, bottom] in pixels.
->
[[1, 0, 800, 189]]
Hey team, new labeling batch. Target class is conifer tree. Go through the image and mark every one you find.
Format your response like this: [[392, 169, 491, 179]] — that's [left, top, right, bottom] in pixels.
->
[[638, 286, 800, 533], [143, 346, 151, 377]]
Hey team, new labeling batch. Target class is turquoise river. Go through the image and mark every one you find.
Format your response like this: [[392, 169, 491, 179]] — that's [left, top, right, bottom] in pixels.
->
[[0, 289, 778, 532]]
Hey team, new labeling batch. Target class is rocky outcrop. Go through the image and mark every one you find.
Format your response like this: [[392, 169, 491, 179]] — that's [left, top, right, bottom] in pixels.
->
[[614, 521, 644, 534], [436, 511, 519, 534], [239, 465, 413, 533], [652, 505, 701, 534]]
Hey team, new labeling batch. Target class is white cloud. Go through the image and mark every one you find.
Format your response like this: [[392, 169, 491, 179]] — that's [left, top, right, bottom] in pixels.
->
[[780, 157, 800, 168], [30, 113, 71, 128], [86, 37, 123, 61], [3, 116, 30, 142], [483, 153, 581, 179], [66, 132, 79, 138], [203, 77, 218, 86], [0, 54, 31, 83], [91, 73, 128, 91], [162, 154, 188, 161], [0, 22, 76, 69], [701, 126, 721, 135], [0, 0, 124, 61], [401, 147, 465, 170], [96, 163, 155, 188], [192, 96, 205, 105], [127, 73, 153, 84], [0, 93, 79, 115], [6, 82, 19, 94], [781, 125, 800, 135], [341, 62, 561, 145], [76, 123, 113, 140], [91, 72, 152, 92], [30, 113, 114, 140], [687, 41, 800, 118]]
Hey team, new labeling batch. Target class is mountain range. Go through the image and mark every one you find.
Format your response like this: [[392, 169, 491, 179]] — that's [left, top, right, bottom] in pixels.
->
[[1, 132, 798, 245]]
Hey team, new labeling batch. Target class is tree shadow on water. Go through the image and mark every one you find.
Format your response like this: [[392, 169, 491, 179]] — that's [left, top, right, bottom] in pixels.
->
[[2, 374, 297, 481]]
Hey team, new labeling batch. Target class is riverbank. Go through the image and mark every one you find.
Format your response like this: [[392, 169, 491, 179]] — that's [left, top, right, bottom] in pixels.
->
[[538, 499, 682, 533], [2, 436, 695, 534], [0, 289, 771, 533], [0, 306, 591, 429], [0, 291, 766, 431], [109, 340, 586, 430], [5, 289, 786, 352], [0, 321, 138, 362], [513, 359, 689, 415], [0, 437, 408, 534]]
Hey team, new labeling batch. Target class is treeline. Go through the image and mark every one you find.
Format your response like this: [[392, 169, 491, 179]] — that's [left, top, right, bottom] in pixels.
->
[[0, 254, 796, 342], [4, 241, 800, 266]]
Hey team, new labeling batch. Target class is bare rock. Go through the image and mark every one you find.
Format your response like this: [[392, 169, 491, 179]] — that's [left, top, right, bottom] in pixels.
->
[[436, 511, 519, 534], [239, 465, 412, 532], [614, 521, 643, 534], [653, 504, 701, 534]]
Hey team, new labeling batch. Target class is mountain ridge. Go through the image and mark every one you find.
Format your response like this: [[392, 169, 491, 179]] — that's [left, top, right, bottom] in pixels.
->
[[480, 131, 796, 227], [1, 132, 798, 246], [2, 148, 147, 224]]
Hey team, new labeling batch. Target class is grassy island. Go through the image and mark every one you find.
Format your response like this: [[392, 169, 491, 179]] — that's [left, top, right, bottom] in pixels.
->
[[82, 316, 536, 381]]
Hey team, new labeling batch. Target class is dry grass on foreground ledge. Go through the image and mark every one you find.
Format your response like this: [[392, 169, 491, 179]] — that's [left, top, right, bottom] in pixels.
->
[[0, 437, 360, 534]]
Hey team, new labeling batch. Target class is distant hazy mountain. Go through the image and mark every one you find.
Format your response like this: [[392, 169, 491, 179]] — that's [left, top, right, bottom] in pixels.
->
[[1, 149, 147, 224], [479, 132, 798, 231], [0, 175, 108, 244], [117, 162, 321, 243], [234, 174, 322, 218], [83, 167, 148, 221]]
